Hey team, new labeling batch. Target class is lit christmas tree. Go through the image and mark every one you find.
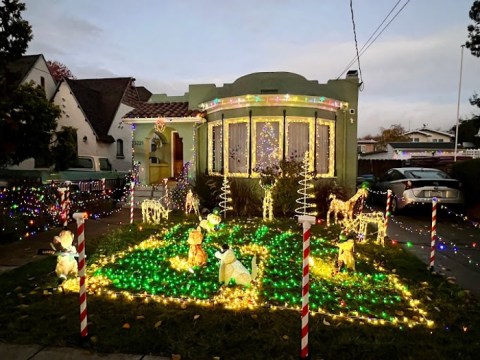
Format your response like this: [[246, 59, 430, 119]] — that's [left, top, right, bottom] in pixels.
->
[[295, 151, 317, 217], [219, 174, 233, 218], [171, 162, 192, 210]]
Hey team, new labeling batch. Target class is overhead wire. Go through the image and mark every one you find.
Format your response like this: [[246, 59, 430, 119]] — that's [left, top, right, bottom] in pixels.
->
[[338, 0, 411, 83]]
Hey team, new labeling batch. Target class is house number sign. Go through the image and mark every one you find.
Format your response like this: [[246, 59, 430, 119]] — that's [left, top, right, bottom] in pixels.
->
[[132, 140, 144, 146]]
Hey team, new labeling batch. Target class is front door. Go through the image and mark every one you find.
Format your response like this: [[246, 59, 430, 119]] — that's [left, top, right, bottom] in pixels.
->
[[172, 132, 183, 178]]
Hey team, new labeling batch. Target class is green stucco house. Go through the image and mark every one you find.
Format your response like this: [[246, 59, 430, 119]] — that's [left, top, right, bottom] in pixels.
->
[[122, 71, 360, 194]]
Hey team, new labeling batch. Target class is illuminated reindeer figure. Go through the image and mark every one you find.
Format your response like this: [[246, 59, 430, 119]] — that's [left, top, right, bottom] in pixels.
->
[[326, 188, 368, 227]]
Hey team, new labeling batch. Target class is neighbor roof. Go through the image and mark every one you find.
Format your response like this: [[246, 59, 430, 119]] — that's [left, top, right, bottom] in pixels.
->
[[3, 54, 45, 88], [124, 102, 205, 118], [136, 86, 152, 102], [404, 128, 454, 138], [389, 142, 456, 150], [66, 77, 139, 142]]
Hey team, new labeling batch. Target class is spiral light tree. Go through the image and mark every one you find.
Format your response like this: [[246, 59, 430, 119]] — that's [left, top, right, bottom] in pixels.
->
[[219, 173, 233, 218], [295, 151, 317, 360]]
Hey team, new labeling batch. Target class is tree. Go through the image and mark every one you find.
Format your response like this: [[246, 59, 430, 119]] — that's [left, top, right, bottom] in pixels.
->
[[51, 126, 78, 170], [47, 60, 75, 83], [362, 124, 410, 150], [0, 82, 61, 167], [0, 0, 32, 94], [466, 1, 480, 57]]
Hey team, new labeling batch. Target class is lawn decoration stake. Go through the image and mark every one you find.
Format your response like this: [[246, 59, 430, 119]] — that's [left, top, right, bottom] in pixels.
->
[[52, 229, 78, 284], [187, 226, 208, 266], [57, 186, 71, 228], [130, 180, 135, 224], [298, 215, 316, 360], [384, 189, 392, 235], [326, 187, 368, 227], [215, 245, 257, 286], [429, 197, 438, 270], [73, 212, 89, 339]]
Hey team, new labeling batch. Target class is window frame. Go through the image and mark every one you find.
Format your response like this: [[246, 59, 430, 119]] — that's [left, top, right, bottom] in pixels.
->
[[224, 117, 250, 177], [251, 117, 284, 177], [208, 120, 223, 175]]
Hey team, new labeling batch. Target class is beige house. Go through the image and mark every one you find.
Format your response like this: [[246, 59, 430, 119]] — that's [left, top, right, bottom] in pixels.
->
[[403, 128, 454, 143]]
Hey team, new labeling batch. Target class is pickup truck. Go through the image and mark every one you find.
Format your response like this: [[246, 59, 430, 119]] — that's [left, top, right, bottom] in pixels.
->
[[68, 156, 112, 172]]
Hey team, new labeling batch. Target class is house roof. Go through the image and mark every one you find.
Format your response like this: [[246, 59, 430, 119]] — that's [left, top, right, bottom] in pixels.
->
[[66, 77, 139, 143], [404, 128, 454, 138], [357, 139, 377, 144], [3, 54, 46, 88], [136, 86, 152, 102], [124, 102, 204, 118], [389, 142, 456, 150]]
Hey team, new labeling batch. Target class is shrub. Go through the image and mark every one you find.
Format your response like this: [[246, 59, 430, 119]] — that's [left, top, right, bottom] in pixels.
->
[[272, 159, 303, 216], [230, 178, 262, 217]]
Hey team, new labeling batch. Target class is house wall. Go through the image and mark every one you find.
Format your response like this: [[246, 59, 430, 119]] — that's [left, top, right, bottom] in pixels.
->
[[23, 57, 57, 100], [407, 132, 452, 143], [191, 72, 359, 194], [53, 83, 134, 172]]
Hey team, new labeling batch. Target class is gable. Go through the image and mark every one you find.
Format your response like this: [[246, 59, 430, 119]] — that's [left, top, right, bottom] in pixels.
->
[[66, 77, 139, 142]]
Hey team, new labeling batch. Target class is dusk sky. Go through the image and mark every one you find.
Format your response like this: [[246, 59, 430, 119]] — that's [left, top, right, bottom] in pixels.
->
[[23, 0, 480, 137]]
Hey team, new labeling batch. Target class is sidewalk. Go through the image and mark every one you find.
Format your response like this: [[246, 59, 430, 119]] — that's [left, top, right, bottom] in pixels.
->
[[0, 207, 139, 274], [0, 208, 171, 360]]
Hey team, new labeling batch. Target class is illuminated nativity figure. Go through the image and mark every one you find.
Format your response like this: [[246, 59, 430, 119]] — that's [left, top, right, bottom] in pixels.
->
[[334, 231, 356, 274], [187, 226, 208, 267], [214, 244, 257, 286]]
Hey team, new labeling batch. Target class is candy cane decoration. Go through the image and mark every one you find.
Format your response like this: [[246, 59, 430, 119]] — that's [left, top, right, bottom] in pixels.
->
[[130, 180, 135, 224], [429, 197, 438, 270], [384, 190, 392, 236], [298, 215, 316, 360], [58, 187, 68, 228], [73, 212, 89, 338]]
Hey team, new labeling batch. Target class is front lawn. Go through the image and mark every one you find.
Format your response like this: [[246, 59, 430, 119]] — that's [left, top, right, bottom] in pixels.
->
[[0, 214, 478, 359]]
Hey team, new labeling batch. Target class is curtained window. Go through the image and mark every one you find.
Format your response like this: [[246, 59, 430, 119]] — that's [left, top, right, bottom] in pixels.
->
[[287, 121, 309, 162], [227, 121, 249, 174], [254, 121, 280, 171], [212, 124, 223, 173]]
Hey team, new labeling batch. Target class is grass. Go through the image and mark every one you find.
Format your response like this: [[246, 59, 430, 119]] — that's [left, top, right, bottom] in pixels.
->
[[0, 212, 479, 360]]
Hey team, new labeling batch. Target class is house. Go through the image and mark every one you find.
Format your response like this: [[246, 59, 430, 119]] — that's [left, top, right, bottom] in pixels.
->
[[403, 127, 454, 143], [3, 54, 57, 100], [123, 71, 360, 193], [53, 78, 147, 172], [357, 139, 377, 154], [4, 55, 57, 170]]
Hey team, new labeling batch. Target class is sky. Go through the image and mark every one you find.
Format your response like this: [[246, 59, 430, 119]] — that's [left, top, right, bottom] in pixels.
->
[[22, 0, 480, 137]]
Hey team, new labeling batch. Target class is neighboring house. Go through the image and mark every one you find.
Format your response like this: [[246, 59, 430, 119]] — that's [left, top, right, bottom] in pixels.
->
[[4, 54, 57, 100], [53, 77, 145, 172], [5, 54, 57, 170], [403, 127, 454, 143], [357, 139, 377, 154], [359, 142, 458, 160], [123, 71, 360, 193]]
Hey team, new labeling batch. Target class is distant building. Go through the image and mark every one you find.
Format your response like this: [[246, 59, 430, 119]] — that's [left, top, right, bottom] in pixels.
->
[[403, 127, 454, 143], [357, 139, 377, 154]]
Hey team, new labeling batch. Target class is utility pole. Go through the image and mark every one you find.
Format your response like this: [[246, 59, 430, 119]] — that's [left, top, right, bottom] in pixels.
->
[[454, 44, 465, 162]]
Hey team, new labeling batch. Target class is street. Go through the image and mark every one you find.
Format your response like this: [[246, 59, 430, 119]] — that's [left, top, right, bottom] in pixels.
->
[[385, 205, 480, 296]]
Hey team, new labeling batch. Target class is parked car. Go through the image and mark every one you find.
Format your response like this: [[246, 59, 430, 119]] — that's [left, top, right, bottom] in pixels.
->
[[357, 174, 376, 188], [370, 167, 464, 213]]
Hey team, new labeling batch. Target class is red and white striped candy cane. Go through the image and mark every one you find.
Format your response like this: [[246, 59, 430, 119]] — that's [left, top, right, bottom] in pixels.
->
[[73, 212, 88, 338], [130, 181, 135, 224], [429, 197, 438, 270], [384, 190, 392, 234], [298, 215, 316, 360], [58, 187, 67, 227]]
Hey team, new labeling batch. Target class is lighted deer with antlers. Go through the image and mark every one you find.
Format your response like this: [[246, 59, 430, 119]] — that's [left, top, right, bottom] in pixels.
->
[[326, 187, 368, 227]]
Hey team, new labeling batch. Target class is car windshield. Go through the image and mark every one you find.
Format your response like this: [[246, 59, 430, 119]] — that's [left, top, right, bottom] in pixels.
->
[[404, 170, 450, 179]]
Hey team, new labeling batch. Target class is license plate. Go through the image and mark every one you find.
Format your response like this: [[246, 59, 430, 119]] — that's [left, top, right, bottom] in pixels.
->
[[429, 191, 443, 197]]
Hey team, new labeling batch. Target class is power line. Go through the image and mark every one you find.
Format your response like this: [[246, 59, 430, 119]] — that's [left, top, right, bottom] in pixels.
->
[[338, 0, 411, 81], [349, 0, 364, 89]]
